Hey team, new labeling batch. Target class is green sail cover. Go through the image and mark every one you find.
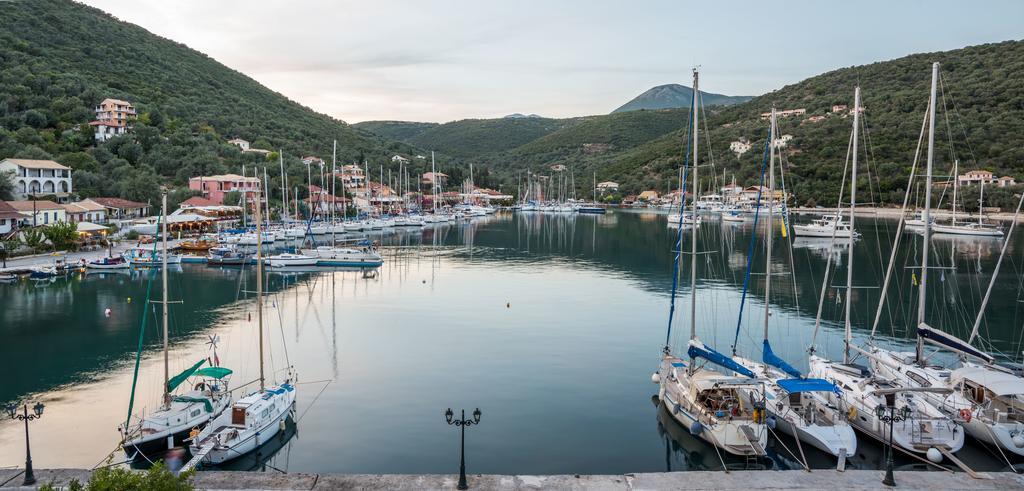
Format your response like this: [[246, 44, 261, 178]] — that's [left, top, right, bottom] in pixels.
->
[[194, 367, 233, 379], [172, 395, 212, 413], [166, 359, 207, 393]]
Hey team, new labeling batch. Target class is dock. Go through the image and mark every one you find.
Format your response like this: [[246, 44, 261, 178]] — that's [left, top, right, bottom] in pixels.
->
[[2, 469, 1023, 490]]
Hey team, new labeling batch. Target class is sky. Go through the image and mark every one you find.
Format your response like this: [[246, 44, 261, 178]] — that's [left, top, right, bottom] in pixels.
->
[[82, 0, 1023, 124]]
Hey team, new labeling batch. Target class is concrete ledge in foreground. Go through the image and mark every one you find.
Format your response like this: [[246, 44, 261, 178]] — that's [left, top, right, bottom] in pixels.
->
[[2, 469, 1024, 490]]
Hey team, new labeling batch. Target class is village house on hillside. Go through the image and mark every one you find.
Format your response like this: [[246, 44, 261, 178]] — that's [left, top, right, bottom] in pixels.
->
[[596, 181, 619, 194], [760, 108, 805, 120], [302, 156, 325, 167], [338, 164, 366, 188], [83, 197, 150, 220], [638, 190, 659, 202], [62, 200, 107, 223], [6, 200, 66, 227], [0, 201, 23, 235], [772, 134, 794, 149], [0, 158, 73, 202], [421, 172, 449, 188], [730, 139, 752, 157], [391, 155, 410, 164], [958, 169, 1017, 188], [228, 138, 271, 155], [188, 174, 261, 204], [91, 98, 136, 142]]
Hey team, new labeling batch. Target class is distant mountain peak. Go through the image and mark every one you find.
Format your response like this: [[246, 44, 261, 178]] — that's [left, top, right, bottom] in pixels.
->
[[612, 84, 753, 113], [504, 113, 543, 119]]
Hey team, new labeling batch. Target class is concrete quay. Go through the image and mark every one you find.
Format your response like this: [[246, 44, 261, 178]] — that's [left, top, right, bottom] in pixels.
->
[[2, 469, 1023, 490]]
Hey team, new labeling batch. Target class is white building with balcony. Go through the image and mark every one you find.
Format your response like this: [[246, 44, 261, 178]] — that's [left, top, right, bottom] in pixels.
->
[[0, 158, 73, 202]]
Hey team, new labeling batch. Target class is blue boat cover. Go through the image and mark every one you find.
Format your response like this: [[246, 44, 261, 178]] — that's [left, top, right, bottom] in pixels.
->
[[688, 343, 755, 378], [917, 323, 994, 363], [763, 340, 802, 378], [776, 378, 840, 394]]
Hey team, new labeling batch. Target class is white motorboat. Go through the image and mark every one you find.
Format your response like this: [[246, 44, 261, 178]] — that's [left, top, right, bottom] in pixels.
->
[[87, 256, 130, 270], [122, 247, 182, 266], [930, 222, 1004, 237], [301, 245, 383, 267], [666, 212, 701, 227], [722, 210, 745, 222], [793, 214, 858, 238], [265, 253, 318, 268]]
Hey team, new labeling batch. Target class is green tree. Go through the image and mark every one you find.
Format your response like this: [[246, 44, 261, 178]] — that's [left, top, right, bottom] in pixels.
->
[[42, 221, 78, 251], [0, 170, 15, 200], [21, 228, 45, 253]]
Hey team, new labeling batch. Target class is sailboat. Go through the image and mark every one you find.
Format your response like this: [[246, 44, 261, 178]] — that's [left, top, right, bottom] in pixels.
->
[[864, 63, 1024, 458], [188, 184, 297, 467], [577, 171, 606, 214], [653, 69, 769, 458], [121, 194, 234, 460], [929, 160, 1004, 237], [668, 169, 702, 228], [731, 109, 856, 460], [808, 75, 964, 462]]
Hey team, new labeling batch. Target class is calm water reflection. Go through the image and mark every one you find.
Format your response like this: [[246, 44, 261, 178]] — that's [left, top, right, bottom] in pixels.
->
[[1, 210, 1023, 473]]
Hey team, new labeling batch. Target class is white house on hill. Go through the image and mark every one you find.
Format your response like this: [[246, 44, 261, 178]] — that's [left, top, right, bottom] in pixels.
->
[[0, 158, 73, 202]]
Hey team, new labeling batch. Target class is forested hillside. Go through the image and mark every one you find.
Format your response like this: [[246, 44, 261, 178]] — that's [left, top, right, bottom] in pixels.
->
[[402, 117, 583, 158], [595, 40, 1024, 208], [0, 0, 416, 206]]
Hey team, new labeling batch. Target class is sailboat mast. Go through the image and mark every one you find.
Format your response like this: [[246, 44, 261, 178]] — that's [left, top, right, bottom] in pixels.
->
[[254, 184, 265, 391], [764, 108, 776, 342], [689, 68, 699, 342], [431, 151, 438, 213], [332, 140, 337, 226], [979, 178, 984, 225], [279, 152, 287, 222], [161, 193, 169, 407], [844, 87, 861, 364], [918, 62, 939, 364], [952, 160, 959, 226], [263, 167, 270, 225]]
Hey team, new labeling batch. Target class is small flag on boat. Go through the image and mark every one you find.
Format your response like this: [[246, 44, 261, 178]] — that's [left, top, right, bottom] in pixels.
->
[[911, 272, 918, 286]]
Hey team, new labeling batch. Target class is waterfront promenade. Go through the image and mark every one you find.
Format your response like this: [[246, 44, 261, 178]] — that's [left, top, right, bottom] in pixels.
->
[[1, 469, 1022, 490]]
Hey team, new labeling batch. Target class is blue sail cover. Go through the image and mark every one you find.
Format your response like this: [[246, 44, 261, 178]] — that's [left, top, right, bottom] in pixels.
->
[[688, 343, 756, 378], [776, 378, 841, 394], [763, 340, 802, 378], [917, 323, 994, 363]]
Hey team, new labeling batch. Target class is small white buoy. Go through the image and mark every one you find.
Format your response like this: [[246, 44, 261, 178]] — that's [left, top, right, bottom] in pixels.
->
[[105, 308, 112, 317], [1012, 435, 1024, 448], [651, 372, 660, 384], [279, 419, 286, 432], [926, 447, 943, 463]]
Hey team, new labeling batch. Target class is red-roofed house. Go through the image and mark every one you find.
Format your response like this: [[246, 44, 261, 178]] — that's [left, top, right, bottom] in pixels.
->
[[6, 200, 66, 227], [188, 174, 260, 204], [82, 197, 151, 220], [0, 201, 22, 235], [180, 196, 222, 208]]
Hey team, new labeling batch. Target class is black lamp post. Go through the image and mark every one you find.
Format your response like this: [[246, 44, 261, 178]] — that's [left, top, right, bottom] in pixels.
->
[[445, 407, 482, 490], [6, 402, 45, 486], [875, 403, 911, 487]]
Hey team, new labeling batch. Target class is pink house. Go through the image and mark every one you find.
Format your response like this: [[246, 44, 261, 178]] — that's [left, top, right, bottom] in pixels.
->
[[188, 174, 261, 204]]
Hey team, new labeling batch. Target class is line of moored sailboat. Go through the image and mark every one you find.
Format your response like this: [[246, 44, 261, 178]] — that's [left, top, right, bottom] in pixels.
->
[[654, 63, 1024, 473]]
